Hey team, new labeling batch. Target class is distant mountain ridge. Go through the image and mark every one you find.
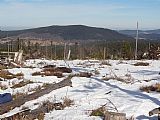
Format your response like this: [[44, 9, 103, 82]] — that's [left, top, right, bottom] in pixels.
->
[[118, 29, 160, 40], [0, 25, 133, 42]]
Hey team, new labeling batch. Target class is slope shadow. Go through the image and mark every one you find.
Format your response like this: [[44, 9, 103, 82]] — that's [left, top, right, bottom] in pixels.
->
[[71, 81, 102, 93], [91, 77, 160, 106], [71, 67, 89, 73], [136, 115, 158, 120], [131, 70, 159, 76]]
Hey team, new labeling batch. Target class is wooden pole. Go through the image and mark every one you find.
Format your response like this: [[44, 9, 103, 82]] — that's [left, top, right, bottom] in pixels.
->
[[54, 44, 57, 59], [7, 33, 10, 60], [64, 43, 66, 60], [45, 40, 47, 59], [103, 47, 106, 60], [135, 21, 138, 60], [50, 41, 53, 60]]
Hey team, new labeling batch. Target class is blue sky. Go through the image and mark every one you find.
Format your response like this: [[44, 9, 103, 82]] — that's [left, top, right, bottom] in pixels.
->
[[0, 0, 160, 30]]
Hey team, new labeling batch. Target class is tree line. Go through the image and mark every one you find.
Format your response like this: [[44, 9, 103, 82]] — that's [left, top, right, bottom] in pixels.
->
[[0, 38, 160, 60]]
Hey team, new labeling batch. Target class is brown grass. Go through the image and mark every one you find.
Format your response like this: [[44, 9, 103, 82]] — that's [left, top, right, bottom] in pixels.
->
[[32, 72, 42, 76], [11, 80, 34, 89], [140, 83, 160, 93], [62, 96, 74, 108], [43, 67, 72, 73], [32, 67, 72, 78], [12, 92, 27, 100], [14, 73, 24, 77], [79, 72, 92, 78], [32, 70, 63, 78], [133, 62, 149, 66], [0, 65, 7, 70], [0, 70, 15, 80], [102, 75, 133, 84]]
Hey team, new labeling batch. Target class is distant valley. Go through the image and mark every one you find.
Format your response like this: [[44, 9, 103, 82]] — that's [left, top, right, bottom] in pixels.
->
[[118, 29, 160, 41]]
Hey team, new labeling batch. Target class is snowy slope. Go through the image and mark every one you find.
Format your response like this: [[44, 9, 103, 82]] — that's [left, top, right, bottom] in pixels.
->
[[0, 59, 160, 120]]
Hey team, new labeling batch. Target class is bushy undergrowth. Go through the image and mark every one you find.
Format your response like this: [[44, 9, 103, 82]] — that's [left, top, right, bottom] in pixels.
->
[[90, 106, 105, 117], [62, 96, 74, 108]]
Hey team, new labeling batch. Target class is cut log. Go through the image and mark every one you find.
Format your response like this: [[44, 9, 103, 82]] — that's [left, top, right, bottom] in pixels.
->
[[104, 111, 126, 120]]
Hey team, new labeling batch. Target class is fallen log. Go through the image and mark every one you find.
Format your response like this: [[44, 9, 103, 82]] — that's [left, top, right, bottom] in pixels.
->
[[0, 76, 72, 115], [1, 102, 63, 120], [105, 111, 126, 120]]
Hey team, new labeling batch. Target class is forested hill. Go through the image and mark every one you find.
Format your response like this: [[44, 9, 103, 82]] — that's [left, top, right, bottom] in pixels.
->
[[0, 25, 133, 41]]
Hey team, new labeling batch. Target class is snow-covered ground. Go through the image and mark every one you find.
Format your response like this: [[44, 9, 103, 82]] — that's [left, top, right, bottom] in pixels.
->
[[0, 59, 160, 120]]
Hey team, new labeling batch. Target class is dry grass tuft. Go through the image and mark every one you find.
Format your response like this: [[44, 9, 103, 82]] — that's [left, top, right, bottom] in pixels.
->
[[79, 72, 92, 78], [12, 92, 27, 100], [140, 83, 160, 93], [102, 69, 135, 84], [14, 73, 24, 77], [32, 72, 42, 76], [32, 70, 63, 78], [90, 106, 106, 117], [0, 70, 15, 80], [101, 61, 112, 66], [41, 100, 57, 111], [133, 62, 149, 66], [0, 65, 7, 70], [11, 80, 34, 89], [62, 96, 74, 108], [32, 67, 72, 78], [43, 67, 72, 73], [94, 69, 100, 75], [103, 74, 134, 84]]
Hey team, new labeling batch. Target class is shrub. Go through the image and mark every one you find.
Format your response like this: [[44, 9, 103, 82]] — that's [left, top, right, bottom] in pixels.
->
[[140, 83, 160, 93], [90, 106, 105, 117]]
